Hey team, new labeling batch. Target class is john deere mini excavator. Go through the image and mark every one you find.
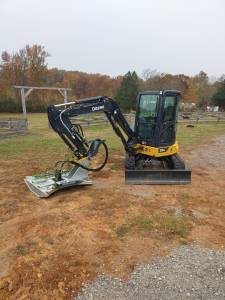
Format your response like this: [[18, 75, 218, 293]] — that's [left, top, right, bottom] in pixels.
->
[[25, 90, 191, 198]]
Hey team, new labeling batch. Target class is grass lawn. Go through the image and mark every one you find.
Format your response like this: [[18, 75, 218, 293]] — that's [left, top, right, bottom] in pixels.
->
[[0, 113, 225, 161], [0, 113, 225, 299]]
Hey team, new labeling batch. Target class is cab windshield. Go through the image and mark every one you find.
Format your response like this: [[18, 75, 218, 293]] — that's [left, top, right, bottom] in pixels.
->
[[136, 94, 158, 141]]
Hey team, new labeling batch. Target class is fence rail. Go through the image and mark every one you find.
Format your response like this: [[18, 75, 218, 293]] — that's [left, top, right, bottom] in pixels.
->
[[0, 119, 27, 130], [1, 113, 225, 135], [0, 119, 28, 138], [71, 113, 225, 127]]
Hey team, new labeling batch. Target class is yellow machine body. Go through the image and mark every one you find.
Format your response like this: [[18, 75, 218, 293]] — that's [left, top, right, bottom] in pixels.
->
[[132, 142, 179, 158]]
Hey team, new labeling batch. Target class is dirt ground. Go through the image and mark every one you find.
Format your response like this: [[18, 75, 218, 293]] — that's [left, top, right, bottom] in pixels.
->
[[0, 135, 225, 299]]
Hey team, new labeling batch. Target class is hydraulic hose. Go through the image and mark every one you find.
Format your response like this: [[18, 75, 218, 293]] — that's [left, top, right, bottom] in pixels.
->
[[55, 140, 109, 173]]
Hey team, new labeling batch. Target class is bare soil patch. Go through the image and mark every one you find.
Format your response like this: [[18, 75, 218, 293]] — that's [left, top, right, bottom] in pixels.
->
[[0, 136, 225, 299]]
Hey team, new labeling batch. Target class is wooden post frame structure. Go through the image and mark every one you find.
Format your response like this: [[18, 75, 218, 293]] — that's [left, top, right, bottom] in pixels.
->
[[14, 86, 72, 119]]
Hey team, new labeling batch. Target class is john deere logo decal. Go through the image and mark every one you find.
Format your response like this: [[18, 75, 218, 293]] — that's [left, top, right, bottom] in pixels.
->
[[159, 148, 167, 153]]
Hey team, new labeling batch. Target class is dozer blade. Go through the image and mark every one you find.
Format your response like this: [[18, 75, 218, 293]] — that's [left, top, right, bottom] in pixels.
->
[[24, 164, 92, 198], [125, 169, 191, 185]]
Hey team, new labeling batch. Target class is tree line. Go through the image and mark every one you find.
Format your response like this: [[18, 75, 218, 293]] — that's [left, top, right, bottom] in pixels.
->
[[0, 44, 224, 112]]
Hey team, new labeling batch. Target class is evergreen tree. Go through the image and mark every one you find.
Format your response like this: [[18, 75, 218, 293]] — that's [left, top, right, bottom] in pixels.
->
[[115, 71, 140, 111], [212, 80, 225, 109]]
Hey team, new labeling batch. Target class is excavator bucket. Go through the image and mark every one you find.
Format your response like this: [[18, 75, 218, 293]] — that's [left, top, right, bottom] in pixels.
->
[[125, 169, 191, 185], [24, 163, 92, 198]]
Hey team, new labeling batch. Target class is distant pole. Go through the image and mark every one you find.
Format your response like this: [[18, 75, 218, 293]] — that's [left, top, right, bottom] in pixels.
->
[[64, 89, 68, 104], [21, 88, 27, 119]]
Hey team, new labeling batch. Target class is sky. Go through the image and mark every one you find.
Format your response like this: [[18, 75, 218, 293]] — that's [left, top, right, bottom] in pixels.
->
[[0, 0, 225, 78]]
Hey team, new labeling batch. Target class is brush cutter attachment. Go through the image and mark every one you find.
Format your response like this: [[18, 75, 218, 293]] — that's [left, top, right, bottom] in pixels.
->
[[24, 139, 108, 198], [24, 159, 92, 198]]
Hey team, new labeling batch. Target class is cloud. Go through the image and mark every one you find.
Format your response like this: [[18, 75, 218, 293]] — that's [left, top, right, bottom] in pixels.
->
[[0, 0, 225, 77]]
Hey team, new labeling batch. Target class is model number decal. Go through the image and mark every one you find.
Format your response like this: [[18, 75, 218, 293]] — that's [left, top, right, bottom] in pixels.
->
[[92, 105, 104, 111]]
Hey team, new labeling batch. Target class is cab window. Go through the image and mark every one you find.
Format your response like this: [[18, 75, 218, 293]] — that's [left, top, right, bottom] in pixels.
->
[[139, 94, 158, 119], [163, 96, 176, 121]]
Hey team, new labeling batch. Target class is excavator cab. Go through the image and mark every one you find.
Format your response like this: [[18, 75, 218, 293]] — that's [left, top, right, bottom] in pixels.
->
[[135, 91, 178, 147], [125, 90, 191, 184]]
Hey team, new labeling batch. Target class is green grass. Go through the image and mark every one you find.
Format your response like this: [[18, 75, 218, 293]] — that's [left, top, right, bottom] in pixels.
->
[[15, 244, 27, 256], [177, 122, 225, 147], [115, 213, 193, 239], [152, 214, 192, 237], [0, 113, 122, 160], [15, 240, 38, 256], [115, 224, 131, 238], [132, 215, 153, 230], [0, 113, 225, 160]]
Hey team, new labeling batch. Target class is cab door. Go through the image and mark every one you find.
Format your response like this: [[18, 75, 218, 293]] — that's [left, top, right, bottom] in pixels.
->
[[158, 93, 179, 146]]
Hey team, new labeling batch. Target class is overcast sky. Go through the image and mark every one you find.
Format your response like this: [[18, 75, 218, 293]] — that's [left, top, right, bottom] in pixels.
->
[[1, 0, 225, 77]]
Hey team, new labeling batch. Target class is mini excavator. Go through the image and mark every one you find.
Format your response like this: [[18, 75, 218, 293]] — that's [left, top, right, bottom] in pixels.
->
[[25, 90, 191, 198]]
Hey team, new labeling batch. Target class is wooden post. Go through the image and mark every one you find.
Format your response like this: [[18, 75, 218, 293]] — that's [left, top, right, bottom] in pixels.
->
[[64, 89, 68, 104], [21, 88, 27, 119], [14, 86, 71, 124]]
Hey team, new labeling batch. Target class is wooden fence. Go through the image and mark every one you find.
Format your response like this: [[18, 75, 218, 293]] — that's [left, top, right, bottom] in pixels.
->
[[71, 112, 225, 127], [0, 119, 28, 137]]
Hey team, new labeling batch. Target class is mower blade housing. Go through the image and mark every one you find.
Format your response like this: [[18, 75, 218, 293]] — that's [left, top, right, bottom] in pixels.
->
[[24, 164, 92, 198]]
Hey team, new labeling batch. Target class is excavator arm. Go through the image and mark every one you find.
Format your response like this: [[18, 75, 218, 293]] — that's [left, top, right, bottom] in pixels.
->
[[24, 96, 137, 198], [48, 96, 136, 157]]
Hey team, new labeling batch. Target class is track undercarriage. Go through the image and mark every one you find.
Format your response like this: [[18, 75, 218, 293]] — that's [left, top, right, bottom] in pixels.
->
[[125, 153, 191, 185]]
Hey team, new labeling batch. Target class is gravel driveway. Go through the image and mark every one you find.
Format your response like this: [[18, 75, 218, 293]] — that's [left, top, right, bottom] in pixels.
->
[[76, 246, 225, 300]]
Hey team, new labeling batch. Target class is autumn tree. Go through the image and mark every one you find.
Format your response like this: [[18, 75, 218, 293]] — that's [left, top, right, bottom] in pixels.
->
[[212, 80, 225, 109], [115, 71, 140, 111], [0, 45, 50, 111], [143, 70, 188, 96], [0, 45, 49, 86], [183, 80, 200, 103], [46, 68, 65, 85], [0, 44, 224, 112], [193, 71, 212, 107]]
